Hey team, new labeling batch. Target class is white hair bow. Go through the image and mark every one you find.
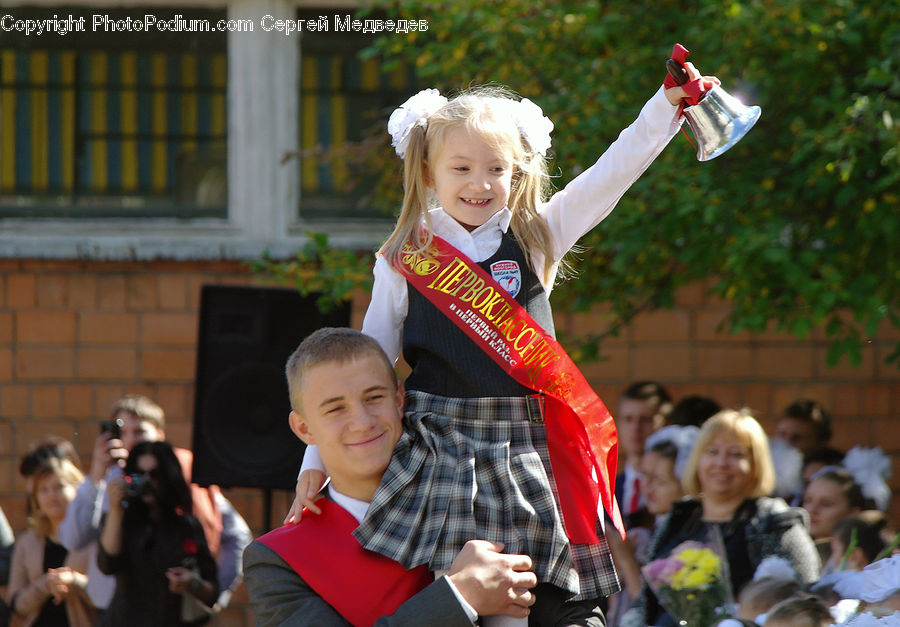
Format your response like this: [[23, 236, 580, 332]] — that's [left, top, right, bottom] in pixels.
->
[[843, 446, 892, 511], [387, 88, 448, 158]]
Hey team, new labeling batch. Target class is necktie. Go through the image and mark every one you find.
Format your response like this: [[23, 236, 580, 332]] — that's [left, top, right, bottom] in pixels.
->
[[629, 476, 641, 514]]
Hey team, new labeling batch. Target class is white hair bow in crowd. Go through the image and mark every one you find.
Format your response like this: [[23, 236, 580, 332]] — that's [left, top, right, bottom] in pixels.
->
[[388, 88, 448, 159], [843, 446, 892, 511], [387, 88, 554, 158], [643, 424, 700, 480], [836, 612, 900, 626], [768, 436, 804, 500], [834, 555, 900, 603], [752, 556, 798, 582]]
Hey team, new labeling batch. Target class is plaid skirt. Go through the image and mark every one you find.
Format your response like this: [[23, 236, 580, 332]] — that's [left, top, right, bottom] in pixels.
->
[[353, 390, 621, 600]]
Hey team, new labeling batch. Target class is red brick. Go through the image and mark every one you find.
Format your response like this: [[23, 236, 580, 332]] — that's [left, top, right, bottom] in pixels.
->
[[873, 417, 900, 452], [741, 383, 772, 418], [165, 422, 193, 450], [569, 305, 629, 344], [0, 422, 11, 455], [754, 321, 799, 343], [0, 348, 12, 381], [818, 342, 876, 379], [632, 310, 692, 342], [77, 348, 138, 380], [16, 311, 77, 343], [127, 275, 158, 309], [876, 317, 900, 341], [62, 385, 94, 419], [695, 309, 751, 342], [0, 312, 12, 342], [832, 384, 861, 417], [0, 384, 30, 418], [755, 346, 815, 379], [578, 346, 630, 383], [831, 418, 874, 451], [17, 347, 76, 380], [156, 384, 190, 422], [96, 275, 127, 310], [141, 348, 196, 381], [141, 312, 198, 346], [94, 385, 130, 416], [875, 344, 900, 380], [695, 346, 754, 379], [158, 274, 190, 310], [632, 346, 692, 381], [32, 385, 63, 419], [15, 420, 78, 458], [862, 384, 893, 417], [68, 274, 97, 309], [78, 312, 139, 344], [36, 274, 68, 308], [711, 384, 742, 412], [674, 280, 707, 307], [7, 273, 36, 308]]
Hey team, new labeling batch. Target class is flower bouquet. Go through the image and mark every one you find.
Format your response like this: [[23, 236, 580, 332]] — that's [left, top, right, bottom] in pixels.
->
[[643, 540, 733, 626]]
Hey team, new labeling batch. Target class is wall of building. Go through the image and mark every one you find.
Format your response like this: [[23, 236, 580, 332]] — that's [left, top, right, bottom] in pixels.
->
[[1, 258, 897, 625]]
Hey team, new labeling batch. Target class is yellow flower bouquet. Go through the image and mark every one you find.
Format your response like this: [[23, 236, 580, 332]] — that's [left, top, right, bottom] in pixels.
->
[[642, 540, 733, 626]]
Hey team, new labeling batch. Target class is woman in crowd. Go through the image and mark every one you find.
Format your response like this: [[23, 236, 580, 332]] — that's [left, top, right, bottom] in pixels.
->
[[5, 455, 96, 626], [622, 408, 820, 626], [802, 467, 867, 564], [98, 440, 218, 626]]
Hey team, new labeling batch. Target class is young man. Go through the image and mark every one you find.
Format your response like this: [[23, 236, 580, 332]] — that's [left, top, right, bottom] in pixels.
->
[[774, 398, 832, 456], [243, 327, 539, 626], [614, 381, 672, 524], [59, 394, 251, 613]]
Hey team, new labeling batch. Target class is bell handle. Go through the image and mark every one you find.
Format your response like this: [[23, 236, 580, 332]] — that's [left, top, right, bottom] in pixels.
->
[[666, 58, 689, 86]]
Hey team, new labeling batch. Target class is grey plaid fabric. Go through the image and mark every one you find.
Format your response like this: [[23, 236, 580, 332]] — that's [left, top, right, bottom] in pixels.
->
[[353, 390, 621, 600]]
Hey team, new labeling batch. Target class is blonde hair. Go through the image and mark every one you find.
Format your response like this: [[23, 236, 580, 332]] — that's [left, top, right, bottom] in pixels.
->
[[28, 457, 83, 536], [380, 85, 561, 286], [681, 408, 776, 498]]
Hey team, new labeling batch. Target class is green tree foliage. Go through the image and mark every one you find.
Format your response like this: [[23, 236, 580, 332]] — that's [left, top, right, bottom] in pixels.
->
[[363, 0, 899, 367]]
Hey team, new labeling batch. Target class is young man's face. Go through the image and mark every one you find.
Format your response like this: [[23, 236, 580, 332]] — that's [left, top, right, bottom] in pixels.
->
[[118, 411, 164, 452], [774, 416, 819, 455], [290, 353, 403, 500], [617, 397, 665, 461]]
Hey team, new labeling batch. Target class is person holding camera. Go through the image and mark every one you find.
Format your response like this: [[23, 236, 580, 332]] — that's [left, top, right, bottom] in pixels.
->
[[59, 395, 251, 614], [98, 440, 218, 627]]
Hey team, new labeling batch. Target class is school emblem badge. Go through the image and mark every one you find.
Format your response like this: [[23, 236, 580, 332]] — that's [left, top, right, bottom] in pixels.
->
[[490, 260, 521, 297]]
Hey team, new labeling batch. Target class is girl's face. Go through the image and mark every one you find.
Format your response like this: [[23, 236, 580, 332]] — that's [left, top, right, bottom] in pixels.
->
[[802, 476, 858, 539], [35, 473, 75, 525], [697, 432, 754, 504], [427, 126, 514, 230], [642, 451, 683, 516]]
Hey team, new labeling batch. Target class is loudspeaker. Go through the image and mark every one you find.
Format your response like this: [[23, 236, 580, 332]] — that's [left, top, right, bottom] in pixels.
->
[[191, 285, 351, 489]]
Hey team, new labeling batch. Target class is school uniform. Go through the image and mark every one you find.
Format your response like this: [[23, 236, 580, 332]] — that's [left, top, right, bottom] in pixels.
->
[[303, 86, 683, 602]]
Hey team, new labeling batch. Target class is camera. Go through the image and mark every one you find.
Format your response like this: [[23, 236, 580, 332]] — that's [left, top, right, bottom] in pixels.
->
[[123, 473, 151, 501], [100, 418, 124, 440]]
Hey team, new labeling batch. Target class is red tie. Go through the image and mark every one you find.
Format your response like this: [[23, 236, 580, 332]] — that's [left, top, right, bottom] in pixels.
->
[[629, 476, 641, 514]]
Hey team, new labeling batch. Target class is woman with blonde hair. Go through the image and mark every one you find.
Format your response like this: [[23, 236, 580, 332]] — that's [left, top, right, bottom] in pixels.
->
[[6, 455, 96, 626], [622, 409, 820, 626]]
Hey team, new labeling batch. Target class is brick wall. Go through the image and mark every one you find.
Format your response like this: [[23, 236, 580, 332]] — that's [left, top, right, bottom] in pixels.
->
[[1, 258, 897, 625]]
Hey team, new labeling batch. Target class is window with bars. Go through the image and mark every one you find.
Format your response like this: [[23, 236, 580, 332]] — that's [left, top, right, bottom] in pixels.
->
[[0, 8, 227, 218], [297, 10, 416, 221]]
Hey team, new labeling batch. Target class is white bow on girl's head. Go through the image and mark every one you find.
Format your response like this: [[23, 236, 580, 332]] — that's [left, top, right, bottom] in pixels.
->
[[843, 445, 892, 511], [387, 88, 554, 158], [387, 88, 448, 159]]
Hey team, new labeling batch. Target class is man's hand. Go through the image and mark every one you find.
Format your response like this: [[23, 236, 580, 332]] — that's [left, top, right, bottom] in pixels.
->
[[89, 432, 127, 484], [284, 470, 327, 524], [446, 540, 537, 618]]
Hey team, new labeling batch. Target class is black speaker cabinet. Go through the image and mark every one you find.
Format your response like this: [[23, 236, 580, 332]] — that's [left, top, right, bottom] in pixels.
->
[[191, 285, 351, 489]]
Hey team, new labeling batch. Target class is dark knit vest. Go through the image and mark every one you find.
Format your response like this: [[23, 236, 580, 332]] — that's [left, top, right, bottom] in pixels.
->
[[403, 231, 555, 397]]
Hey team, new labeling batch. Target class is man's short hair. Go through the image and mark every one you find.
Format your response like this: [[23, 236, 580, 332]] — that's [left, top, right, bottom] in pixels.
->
[[781, 398, 832, 443], [111, 394, 165, 430], [620, 381, 673, 417], [285, 327, 397, 411]]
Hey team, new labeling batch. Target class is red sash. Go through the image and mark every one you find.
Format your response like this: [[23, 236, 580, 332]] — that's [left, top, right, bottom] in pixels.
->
[[258, 500, 432, 626], [395, 235, 624, 542]]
